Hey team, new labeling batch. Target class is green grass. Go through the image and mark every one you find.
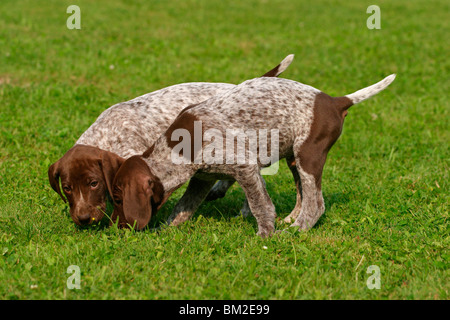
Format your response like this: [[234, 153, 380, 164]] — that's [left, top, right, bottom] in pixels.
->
[[0, 0, 448, 299]]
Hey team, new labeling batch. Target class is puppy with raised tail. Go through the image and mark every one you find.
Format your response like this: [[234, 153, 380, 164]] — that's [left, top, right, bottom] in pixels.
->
[[111, 73, 396, 236]]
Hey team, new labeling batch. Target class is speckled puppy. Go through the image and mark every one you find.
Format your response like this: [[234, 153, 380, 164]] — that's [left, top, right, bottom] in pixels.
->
[[112, 74, 396, 236], [48, 55, 294, 226]]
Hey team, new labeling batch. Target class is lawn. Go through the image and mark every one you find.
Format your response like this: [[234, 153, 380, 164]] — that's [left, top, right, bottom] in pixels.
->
[[0, 0, 448, 300]]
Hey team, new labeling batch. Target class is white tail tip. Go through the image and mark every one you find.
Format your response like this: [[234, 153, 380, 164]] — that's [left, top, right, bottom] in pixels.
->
[[280, 54, 294, 69], [261, 54, 295, 77], [346, 74, 396, 104], [274, 54, 294, 76]]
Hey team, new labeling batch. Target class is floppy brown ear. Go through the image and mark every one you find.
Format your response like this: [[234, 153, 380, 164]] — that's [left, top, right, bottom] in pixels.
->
[[123, 177, 153, 230], [48, 160, 66, 203], [100, 151, 125, 198], [149, 178, 165, 210]]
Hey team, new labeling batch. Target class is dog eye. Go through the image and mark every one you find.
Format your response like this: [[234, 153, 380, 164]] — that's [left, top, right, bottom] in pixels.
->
[[114, 198, 122, 205], [90, 181, 99, 188], [63, 186, 71, 193]]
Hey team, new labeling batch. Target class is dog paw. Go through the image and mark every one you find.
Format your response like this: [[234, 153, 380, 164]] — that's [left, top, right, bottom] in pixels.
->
[[257, 230, 271, 238], [282, 216, 294, 224], [257, 226, 275, 238], [282, 210, 301, 224]]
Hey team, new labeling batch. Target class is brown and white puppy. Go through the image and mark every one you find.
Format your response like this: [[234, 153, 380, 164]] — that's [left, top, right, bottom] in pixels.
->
[[48, 146, 124, 225], [48, 55, 294, 226], [112, 74, 396, 236]]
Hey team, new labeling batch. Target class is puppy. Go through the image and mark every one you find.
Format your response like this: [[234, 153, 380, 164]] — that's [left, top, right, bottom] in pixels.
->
[[112, 74, 396, 236]]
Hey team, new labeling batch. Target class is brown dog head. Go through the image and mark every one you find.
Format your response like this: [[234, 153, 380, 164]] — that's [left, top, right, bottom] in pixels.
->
[[111, 155, 164, 230], [48, 145, 125, 226]]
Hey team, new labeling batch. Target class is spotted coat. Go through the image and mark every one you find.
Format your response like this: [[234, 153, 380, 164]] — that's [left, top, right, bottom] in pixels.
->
[[112, 74, 396, 236]]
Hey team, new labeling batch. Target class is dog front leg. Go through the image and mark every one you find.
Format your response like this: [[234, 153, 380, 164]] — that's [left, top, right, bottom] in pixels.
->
[[167, 177, 217, 227], [234, 168, 276, 237]]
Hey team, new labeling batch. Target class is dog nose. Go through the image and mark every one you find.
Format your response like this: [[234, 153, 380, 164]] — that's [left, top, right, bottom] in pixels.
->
[[78, 214, 91, 225]]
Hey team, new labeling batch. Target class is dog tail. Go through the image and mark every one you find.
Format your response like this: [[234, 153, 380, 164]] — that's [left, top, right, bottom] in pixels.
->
[[340, 74, 396, 110], [261, 54, 294, 77]]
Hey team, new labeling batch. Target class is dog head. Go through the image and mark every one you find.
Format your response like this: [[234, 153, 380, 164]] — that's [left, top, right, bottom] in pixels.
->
[[48, 145, 125, 226], [111, 155, 164, 230]]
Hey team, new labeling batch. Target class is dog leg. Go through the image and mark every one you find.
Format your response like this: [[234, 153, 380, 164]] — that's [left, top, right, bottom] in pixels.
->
[[283, 156, 303, 224], [234, 167, 276, 237], [167, 177, 217, 226], [205, 180, 235, 201], [290, 148, 326, 230], [205, 179, 252, 218], [239, 177, 266, 218], [205, 178, 264, 218]]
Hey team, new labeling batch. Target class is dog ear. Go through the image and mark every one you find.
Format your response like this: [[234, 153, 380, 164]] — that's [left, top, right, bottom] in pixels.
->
[[48, 160, 67, 203], [149, 178, 165, 210], [121, 176, 153, 230], [100, 151, 125, 199]]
